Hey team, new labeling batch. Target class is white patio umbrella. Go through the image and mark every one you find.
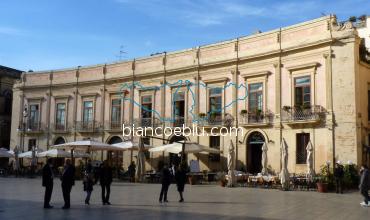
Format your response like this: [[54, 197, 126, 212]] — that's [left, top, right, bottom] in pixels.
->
[[261, 143, 268, 175], [279, 139, 290, 190], [135, 138, 146, 182], [112, 141, 152, 150], [227, 140, 236, 187], [149, 143, 179, 153], [19, 150, 43, 158], [51, 140, 120, 151], [37, 149, 90, 158], [306, 141, 315, 182], [149, 142, 220, 154], [0, 148, 13, 158]]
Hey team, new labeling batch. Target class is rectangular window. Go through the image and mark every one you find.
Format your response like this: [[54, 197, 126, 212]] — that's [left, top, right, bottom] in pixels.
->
[[141, 95, 152, 126], [56, 103, 66, 130], [173, 91, 185, 126], [209, 87, 222, 118], [111, 99, 121, 128], [29, 104, 39, 129], [248, 83, 263, 113], [209, 136, 220, 162], [83, 101, 93, 123], [294, 76, 311, 108], [296, 133, 310, 164]]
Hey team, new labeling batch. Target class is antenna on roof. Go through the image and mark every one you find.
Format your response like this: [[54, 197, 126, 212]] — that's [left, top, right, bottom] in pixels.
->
[[116, 45, 127, 61]]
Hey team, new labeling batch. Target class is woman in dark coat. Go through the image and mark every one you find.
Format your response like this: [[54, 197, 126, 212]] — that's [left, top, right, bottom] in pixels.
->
[[83, 160, 94, 205], [175, 163, 188, 202]]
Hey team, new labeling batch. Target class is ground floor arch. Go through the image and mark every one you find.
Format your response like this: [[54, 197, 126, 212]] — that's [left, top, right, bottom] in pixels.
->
[[246, 131, 266, 174]]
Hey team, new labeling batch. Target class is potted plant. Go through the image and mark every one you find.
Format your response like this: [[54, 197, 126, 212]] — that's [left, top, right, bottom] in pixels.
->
[[283, 106, 291, 112], [216, 172, 227, 187], [316, 175, 328, 193], [256, 109, 263, 121], [343, 163, 359, 190], [316, 164, 333, 193], [198, 112, 206, 119], [240, 109, 248, 116]]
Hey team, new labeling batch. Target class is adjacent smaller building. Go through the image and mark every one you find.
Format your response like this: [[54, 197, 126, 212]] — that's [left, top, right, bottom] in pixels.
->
[[0, 66, 22, 149]]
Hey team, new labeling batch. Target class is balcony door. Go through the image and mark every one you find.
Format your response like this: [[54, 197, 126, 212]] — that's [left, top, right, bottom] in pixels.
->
[[111, 99, 122, 129], [248, 83, 263, 113], [141, 96, 152, 127], [83, 101, 93, 128], [173, 91, 185, 126], [294, 76, 311, 107], [29, 104, 39, 130], [56, 103, 66, 130]]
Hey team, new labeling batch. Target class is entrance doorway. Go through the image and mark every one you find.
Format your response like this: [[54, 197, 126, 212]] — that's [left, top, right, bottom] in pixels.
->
[[107, 136, 123, 168], [246, 132, 265, 174], [53, 137, 66, 168]]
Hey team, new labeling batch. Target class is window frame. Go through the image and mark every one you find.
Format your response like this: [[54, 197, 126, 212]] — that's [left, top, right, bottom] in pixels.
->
[[296, 133, 310, 164]]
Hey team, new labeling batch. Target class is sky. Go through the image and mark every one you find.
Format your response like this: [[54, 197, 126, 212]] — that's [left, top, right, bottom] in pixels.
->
[[0, 0, 369, 72]]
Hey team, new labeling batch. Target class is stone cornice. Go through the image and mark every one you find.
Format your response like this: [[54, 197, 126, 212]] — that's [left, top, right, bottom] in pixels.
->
[[202, 77, 230, 84], [285, 62, 320, 72], [241, 71, 271, 78]]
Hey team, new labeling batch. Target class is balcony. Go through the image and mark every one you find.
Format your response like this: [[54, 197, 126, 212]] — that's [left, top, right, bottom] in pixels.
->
[[173, 117, 185, 127], [75, 121, 103, 133], [51, 123, 71, 133], [198, 114, 234, 127], [281, 105, 325, 125], [105, 121, 125, 132], [239, 111, 274, 127], [133, 118, 162, 128], [18, 121, 45, 134]]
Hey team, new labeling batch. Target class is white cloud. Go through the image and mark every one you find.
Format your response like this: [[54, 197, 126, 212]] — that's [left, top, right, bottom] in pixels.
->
[[0, 26, 27, 36]]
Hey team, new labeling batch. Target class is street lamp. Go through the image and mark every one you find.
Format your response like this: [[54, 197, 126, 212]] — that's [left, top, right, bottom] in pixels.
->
[[17, 106, 28, 168]]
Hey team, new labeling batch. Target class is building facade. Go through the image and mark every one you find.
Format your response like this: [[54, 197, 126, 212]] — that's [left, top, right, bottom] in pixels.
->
[[0, 66, 22, 149], [10, 15, 370, 174]]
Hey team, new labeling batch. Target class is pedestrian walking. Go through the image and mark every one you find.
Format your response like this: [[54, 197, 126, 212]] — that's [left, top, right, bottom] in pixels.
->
[[99, 160, 113, 205], [61, 159, 75, 209], [159, 163, 172, 203], [359, 164, 370, 207], [128, 161, 136, 182], [42, 158, 54, 209], [175, 163, 188, 202], [334, 161, 344, 194], [83, 160, 94, 205]]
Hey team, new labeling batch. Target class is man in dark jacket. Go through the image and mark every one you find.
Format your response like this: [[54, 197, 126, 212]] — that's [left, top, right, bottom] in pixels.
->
[[334, 162, 344, 194], [99, 160, 113, 205], [159, 163, 172, 203], [359, 164, 370, 207], [61, 159, 75, 209], [42, 158, 54, 208]]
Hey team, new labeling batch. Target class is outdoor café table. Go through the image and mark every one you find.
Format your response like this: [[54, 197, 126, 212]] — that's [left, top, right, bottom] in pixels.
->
[[187, 172, 204, 185], [248, 176, 259, 187], [206, 172, 217, 182], [145, 172, 160, 183]]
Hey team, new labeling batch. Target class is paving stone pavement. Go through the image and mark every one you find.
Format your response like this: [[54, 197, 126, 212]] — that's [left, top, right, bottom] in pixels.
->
[[0, 177, 369, 220]]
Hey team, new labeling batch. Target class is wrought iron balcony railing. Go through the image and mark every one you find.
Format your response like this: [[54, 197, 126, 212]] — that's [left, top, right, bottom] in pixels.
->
[[18, 120, 45, 133], [51, 123, 71, 133], [133, 118, 163, 128], [281, 105, 325, 123], [172, 117, 185, 127], [239, 111, 274, 125], [75, 121, 103, 132]]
